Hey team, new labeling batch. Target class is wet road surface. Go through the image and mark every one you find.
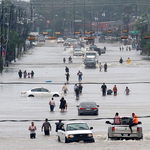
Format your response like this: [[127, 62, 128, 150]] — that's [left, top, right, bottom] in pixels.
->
[[0, 40, 150, 149]]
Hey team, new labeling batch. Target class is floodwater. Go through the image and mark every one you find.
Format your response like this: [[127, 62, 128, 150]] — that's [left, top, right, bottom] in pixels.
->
[[0, 40, 150, 150]]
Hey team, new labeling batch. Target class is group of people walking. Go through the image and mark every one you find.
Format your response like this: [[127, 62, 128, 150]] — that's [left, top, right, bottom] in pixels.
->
[[119, 57, 131, 64], [120, 46, 131, 51], [74, 83, 83, 100], [99, 63, 107, 72], [49, 97, 67, 112], [65, 67, 83, 83], [101, 83, 130, 96], [29, 119, 64, 139], [18, 70, 34, 79]]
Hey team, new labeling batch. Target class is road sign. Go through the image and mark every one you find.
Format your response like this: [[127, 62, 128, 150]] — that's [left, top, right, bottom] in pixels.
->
[[144, 36, 150, 39], [46, 29, 52, 32], [107, 31, 112, 33], [75, 31, 81, 34], [49, 37, 56, 40], [84, 37, 93, 40], [55, 32, 60, 34], [130, 31, 138, 34], [74, 20, 82, 22], [43, 32, 48, 35], [121, 36, 128, 39], [122, 30, 128, 33], [37, 27, 39, 33]]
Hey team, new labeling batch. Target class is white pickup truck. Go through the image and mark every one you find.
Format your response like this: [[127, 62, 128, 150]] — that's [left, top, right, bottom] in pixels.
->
[[57, 121, 95, 143], [105, 117, 143, 140]]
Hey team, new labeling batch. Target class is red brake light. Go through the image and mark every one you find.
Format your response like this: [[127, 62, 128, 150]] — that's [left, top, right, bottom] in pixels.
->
[[137, 127, 139, 132], [112, 127, 115, 131], [80, 108, 85, 110], [92, 107, 97, 110]]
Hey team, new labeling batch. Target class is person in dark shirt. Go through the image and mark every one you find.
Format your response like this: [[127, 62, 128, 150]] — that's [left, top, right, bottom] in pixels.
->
[[78, 83, 83, 94], [65, 66, 69, 73], [104, 63, 107, 72], [77, 70, 83, 82], [101, 83, 107, 96], [75, 86, 80, 99], [41, 118, 51, 135], [55, 120, 64, 132], [119, 57, 123, 63]]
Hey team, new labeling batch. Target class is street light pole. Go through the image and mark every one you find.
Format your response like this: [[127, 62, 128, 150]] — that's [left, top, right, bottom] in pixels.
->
[[73, 1, 75, 38], [83, 0, 85, 36], [1, 0, 4, 58]]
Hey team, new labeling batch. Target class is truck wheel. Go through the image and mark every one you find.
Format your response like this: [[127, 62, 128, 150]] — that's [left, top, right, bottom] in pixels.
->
[[58, 136, 61, 142], [65, 137, 69, 143]]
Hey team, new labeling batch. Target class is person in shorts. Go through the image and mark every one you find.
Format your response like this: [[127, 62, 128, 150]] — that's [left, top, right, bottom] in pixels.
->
[[41, 118, 51, 135]]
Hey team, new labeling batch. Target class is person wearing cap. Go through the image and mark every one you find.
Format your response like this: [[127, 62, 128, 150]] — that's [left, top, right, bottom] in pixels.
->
[[41, 118, 51, 135], [129, 113, 138, 134]]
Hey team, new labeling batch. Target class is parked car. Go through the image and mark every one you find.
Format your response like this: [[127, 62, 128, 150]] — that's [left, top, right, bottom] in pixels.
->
[[57, 121, 95, 143], [89, 44, 97, 50], [63, 39, 72, 46], [38, 36, 45, 42], [76, 102, 99, 115], [57, 38, 64, 43], [21, 87, 62, 97], [100, 48, 106, 54], [73, 48, 83, 56], [105, 117, 143, 140], [94, 48, 101, 55], [86, 39, 94, 45], [84, 57, 97, 68], [64, 46, 71, 51], [32, 41, 37, 46]]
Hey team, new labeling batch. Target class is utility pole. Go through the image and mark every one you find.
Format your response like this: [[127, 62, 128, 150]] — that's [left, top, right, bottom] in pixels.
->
[[83, 0, 85, 36], [52, 1, 53, 36], [73, 1, 75, 38], [90, 5, 92, 31], [0, 0, 4, 70], [1, 0, 4, 58]]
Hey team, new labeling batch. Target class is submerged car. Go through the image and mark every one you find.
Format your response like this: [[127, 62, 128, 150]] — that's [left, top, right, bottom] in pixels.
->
[[38, 36, 45, 42], [57, 38, 64, 43], [64, 46, 71, 51], [89, 44, 97, 50], [73, 48, 83, 56], [84, 57, 96, 68], [76, 102, 99, 115], [105, 117, 143, 140], [21, 87, 62, 97], [57, 121, 95, 143], [100, 48, 106, 54]]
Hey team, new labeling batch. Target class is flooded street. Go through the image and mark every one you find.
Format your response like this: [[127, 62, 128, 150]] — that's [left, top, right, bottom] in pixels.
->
[[0, 40, 150, 149]]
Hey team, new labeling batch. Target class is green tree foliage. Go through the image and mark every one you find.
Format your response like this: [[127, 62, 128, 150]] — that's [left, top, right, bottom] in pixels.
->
[[135, 14, 148, 32], [135, 14, 150, 55]]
